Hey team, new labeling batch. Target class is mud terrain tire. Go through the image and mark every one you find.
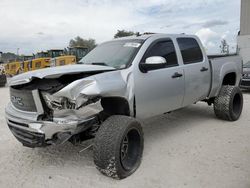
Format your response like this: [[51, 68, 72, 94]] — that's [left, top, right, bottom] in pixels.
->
[[214, 86, 243, 121], [93, 115, 143, 179]]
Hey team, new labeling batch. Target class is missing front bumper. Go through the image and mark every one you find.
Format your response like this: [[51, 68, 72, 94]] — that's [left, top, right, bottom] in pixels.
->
[[8, 125, 47, 148], [6, 107, 99, 148]]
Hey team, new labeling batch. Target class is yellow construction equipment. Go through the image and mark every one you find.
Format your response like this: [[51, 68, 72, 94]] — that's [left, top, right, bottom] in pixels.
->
[[4, 61, 21, 76], [3, 63, 10, 76], [50, 47, 88, 67], [2, 47, 88, 75], [48, 49, 65, 67], [19, 55, 33, 73], [20, 52, 50, 73], [28, 51, 50, 72]]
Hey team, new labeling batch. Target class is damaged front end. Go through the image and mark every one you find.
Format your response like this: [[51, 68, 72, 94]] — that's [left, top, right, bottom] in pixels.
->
[[6, 65, 130, 147]]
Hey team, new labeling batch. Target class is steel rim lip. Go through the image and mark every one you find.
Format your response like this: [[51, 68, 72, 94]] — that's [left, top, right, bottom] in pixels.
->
[[121, 135, 129, 161], [120, 127, 142, 172]]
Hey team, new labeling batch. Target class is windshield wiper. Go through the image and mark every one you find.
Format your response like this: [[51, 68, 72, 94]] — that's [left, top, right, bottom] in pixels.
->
[[90, 62, 109, 66], [78, 61, 112, 67]]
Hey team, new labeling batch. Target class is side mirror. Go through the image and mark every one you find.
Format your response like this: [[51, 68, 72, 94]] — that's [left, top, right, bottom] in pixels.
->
[[145, 56, 166, 65], [139, 56, 167, 73]]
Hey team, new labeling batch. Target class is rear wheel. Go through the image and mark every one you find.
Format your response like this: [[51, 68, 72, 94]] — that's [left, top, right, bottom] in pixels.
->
[[214, 86, 243, 121], [93, 115, 143, 179]]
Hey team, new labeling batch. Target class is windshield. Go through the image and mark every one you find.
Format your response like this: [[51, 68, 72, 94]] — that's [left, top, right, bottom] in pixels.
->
[[243, 61, 250, 68], [79, 39, 143, 69]]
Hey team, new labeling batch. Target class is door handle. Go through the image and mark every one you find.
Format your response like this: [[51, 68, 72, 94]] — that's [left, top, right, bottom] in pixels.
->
[[200, 67, 208, 72], [172, 72, 183, 78]]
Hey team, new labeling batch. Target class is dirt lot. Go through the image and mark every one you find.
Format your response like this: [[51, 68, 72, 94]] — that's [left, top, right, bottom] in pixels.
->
[[0, 85, 250, 188]]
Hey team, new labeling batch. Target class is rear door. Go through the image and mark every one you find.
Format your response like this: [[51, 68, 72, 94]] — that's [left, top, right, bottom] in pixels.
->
[[134, 39, 185, 118], [177, 37, 211, 106]]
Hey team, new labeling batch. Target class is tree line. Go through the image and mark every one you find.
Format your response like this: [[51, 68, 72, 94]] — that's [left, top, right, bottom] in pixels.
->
[[69, 30, 138, 49]]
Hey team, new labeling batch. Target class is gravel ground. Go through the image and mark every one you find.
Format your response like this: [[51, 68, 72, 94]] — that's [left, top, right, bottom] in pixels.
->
[[0, 85, 250, 188]]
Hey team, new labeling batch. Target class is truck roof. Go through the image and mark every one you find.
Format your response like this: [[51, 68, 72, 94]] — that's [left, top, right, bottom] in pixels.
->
[[113, 33, 197, 41]]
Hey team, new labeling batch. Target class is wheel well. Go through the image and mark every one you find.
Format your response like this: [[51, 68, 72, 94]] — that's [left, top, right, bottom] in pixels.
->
[[101, 97, 130, 116], [222, 72, 236, 86]]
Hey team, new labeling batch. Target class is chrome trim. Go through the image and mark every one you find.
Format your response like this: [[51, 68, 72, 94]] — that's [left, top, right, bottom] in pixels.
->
[[32, 90, 44, 115]]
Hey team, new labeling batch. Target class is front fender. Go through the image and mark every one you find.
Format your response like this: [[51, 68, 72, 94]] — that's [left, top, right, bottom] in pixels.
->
[[54, 70, 128, 100]]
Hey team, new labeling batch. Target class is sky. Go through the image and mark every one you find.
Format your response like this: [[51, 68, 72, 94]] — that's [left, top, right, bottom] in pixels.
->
[[0, 0, 241, 55]]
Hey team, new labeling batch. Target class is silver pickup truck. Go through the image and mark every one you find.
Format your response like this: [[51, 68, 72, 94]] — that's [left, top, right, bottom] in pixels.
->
[[6, 34, 243, 179]]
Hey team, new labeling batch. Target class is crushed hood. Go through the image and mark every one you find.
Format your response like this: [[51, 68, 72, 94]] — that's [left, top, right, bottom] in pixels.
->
[[9, 64, 115, 86]]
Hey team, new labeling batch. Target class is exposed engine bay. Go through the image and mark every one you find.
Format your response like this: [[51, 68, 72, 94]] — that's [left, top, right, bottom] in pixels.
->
[[10, 71, 110, 123]]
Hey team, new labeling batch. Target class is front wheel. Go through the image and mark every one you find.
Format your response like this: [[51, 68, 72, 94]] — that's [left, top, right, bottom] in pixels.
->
[[93, 115, 144, 179], [214, 86, 243, 121]]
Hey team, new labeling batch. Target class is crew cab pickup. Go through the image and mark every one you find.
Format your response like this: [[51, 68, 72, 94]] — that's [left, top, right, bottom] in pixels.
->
[[5, 34, 243, 179]]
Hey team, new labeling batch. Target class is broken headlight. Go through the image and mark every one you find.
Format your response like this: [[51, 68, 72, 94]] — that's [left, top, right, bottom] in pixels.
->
[[41, 93, 88, 110]]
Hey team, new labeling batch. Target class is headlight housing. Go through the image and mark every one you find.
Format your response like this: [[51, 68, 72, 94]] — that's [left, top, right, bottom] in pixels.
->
[[42, 93, 89, 111], [42, 93, 70, 110]]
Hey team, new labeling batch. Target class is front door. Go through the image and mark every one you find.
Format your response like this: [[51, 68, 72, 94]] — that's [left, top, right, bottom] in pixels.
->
[[134, 39, 185, 119]]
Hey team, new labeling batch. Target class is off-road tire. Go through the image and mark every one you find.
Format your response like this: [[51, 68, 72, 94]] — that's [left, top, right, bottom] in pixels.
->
[[93, 115, 144, 179], [214, 85, 243, 121]]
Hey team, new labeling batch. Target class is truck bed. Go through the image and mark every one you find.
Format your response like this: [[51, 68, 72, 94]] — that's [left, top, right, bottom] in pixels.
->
[[208, 53, 238, 59], [208, 54, 242, 98]]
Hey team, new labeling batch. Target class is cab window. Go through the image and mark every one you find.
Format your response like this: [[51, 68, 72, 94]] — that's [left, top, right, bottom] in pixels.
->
[[177, 38, 203, 64], [143, 40, 178, 68]]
